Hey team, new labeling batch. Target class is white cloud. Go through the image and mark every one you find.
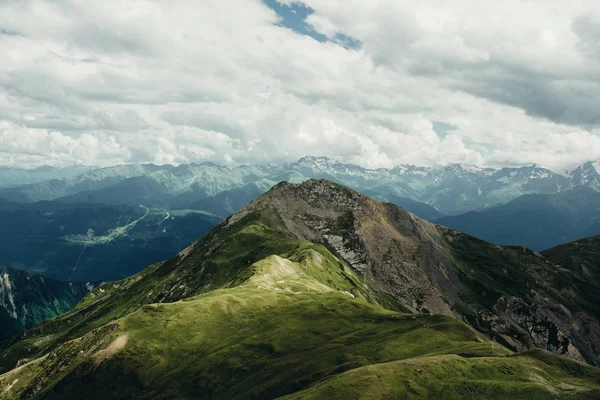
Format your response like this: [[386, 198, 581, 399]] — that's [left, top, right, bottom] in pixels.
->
[[0, 0, 599, 170]]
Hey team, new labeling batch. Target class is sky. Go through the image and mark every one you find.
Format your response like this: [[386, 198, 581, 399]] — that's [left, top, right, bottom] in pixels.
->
[[1, 0, 600, 171]]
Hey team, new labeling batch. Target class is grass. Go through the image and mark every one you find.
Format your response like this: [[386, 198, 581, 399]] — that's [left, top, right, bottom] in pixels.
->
[[0, 249, 506, 399], [280, 351, 600, 400], [0, 207, 300, 372]]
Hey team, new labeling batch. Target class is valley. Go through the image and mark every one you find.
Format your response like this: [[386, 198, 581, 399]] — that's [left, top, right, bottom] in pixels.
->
[[0, 201, 220, 281]]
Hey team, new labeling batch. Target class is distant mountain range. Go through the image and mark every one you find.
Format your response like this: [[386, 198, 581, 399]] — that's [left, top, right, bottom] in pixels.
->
[[1, 156, 599, 215], [0, 201, 220, 281], [0, 165, 91, 188], [438, 186, 600, 251], [0, 266, 89, 340]]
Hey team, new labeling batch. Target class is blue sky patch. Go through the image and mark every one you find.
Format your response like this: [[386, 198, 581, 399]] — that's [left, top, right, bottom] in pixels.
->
[[263, 0, 360, 49]]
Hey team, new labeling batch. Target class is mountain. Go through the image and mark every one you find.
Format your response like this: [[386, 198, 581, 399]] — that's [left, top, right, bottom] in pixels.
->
[[438, 187, 600, 251], [2, 156, 599, 215], [188, 180, 445, 220], [0, 267, 89, 340], [0, 201, 221, 281], [0, 164, 157, 203], [0, 162, 274, 206], [0, 165, 90, 189], [569, 161, 600, 191], [0, 180, 599, 399]]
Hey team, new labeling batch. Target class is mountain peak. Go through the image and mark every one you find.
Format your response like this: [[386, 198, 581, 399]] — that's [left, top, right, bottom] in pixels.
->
[[230, 179, 369, 228], [295, 155, 341, 169], [206, 179, 600, 367]]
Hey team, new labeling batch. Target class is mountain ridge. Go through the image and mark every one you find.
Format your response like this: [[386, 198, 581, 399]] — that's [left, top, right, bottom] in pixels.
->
[[0, 179, 599, 399], [438, 186, 600, 251], [1, 156, 599, 215], [226, 180, 600, 366]]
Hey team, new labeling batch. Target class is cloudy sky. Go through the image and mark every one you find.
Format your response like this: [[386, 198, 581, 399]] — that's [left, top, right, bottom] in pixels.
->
[[1, 0, 600, 171]]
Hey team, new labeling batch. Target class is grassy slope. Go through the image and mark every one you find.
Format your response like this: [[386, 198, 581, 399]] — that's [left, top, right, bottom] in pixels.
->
[[0, 208, 314, 370], [0, 205, 599, 399], [0, 246, 597, 399], [2, 247, 599, 399], [0, 241, 505, 399], [281, 350, 600, 400], [542, 235, 600, 285]]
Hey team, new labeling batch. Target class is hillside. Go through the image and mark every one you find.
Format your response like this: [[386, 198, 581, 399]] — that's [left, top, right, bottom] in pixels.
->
[[438, 187, 600, 251], [0, 267, 89, 340], [0, 201, 220, 281], [0, 180, 598, 399], [542, 235, 600, 286]]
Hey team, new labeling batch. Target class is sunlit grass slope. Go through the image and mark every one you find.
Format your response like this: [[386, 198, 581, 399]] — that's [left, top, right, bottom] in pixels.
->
[[0, 245, 509, 399], [281, 350, 600, 400]]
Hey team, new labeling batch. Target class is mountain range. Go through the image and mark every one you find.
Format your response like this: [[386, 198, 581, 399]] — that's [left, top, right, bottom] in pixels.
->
[[0, 157, 597, 294], [1, 156, 599, 215], [0, 166, 90, 189], [0, 180, 599, 399], [439, 186, 600, 251]]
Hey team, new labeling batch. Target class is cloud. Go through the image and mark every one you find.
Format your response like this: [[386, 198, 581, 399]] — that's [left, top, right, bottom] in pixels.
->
[[0, 0, 599, 171]]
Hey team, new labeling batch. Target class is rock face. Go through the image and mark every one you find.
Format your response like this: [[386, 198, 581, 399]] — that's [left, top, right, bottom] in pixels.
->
[[231, 180, 600, 365]]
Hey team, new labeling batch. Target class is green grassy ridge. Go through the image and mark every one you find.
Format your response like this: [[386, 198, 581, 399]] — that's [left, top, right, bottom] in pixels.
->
[[2, 183, 600, 398], [0, 206, 403, 374], [0, 251, 505, 399], [279, 351, 600, 400], [0, 208, 283, 371]]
